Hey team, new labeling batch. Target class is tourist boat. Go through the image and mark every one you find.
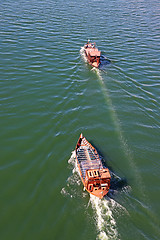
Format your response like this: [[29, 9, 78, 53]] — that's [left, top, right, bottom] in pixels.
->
[[84, 41, 101, 68], [75, 133, 111, 199]]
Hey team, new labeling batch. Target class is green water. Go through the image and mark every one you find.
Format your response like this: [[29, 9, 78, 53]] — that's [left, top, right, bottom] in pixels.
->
[[0, 0, 160, 239]]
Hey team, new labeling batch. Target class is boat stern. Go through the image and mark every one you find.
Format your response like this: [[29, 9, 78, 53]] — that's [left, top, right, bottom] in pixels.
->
[[85, 169, 111, 199], [89, 187, 109, 199], [92, 61, 100, 68]]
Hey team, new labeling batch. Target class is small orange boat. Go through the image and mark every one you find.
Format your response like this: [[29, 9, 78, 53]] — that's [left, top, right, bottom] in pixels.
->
[[84, 41, 101, 68], [75, 133, 111, 199]]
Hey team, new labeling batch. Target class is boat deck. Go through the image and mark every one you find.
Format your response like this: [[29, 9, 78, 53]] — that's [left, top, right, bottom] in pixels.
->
[[77, 146, 103, 179]]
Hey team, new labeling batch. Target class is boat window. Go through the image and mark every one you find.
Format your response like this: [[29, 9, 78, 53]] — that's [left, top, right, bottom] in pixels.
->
[[88, 171, 93, 177], [94, 170, 99, 177]]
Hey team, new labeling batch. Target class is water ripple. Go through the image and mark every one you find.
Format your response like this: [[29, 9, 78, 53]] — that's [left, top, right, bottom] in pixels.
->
[[1, 0, 160, 239]]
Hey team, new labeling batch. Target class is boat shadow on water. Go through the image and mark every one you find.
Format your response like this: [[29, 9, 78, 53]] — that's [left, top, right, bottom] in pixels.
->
[[99, 55, 112, 70], [108, 175, 128, 197]]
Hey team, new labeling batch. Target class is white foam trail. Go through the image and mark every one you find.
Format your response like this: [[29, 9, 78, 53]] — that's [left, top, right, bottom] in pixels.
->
[[61, 151, 80, 198], [90, 194, 120, 240], [80, 46, 88, 64], [68, 150, 76, 165], [62, 151, 127, 239], [94, 68, 146, 198]]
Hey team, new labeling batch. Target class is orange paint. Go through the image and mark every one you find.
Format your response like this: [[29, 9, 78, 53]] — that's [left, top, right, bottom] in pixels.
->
[[84, 41, 101, 68], [75, 133, 111, 199]]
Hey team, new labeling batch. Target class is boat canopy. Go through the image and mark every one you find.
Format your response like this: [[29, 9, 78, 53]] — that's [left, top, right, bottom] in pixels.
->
[[85, 48, 101, 57]]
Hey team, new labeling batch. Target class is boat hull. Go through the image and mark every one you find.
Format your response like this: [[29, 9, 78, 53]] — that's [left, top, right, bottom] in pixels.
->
[[83, 42, 101, 68], [75, 133, 111, 199]]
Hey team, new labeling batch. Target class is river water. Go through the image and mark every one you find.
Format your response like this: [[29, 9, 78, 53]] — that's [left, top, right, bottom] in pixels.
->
[[0, 0, 160, 239]]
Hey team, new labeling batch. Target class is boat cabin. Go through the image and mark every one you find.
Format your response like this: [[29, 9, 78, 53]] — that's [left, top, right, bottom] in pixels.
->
[[84, 42, 101, 67], [85, 168, 110, 193]]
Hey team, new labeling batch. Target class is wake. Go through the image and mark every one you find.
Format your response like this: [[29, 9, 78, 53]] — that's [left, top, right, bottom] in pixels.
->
[[90, 194, 120, 240], [62, 48, 150, 239], [61, 151, 128, 240], [80, 47, 137, 182], [93, 68, 146, 199]]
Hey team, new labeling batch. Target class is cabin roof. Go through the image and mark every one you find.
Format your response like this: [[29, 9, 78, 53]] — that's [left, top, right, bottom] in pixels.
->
[[86, 48, 101, 57]]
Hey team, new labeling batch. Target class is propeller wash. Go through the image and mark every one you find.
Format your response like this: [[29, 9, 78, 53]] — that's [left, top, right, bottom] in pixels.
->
[[61, 151, 121, 240]]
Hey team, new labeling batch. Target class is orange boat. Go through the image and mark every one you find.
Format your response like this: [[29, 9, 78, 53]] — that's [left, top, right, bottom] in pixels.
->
[[84, 41, 101, 68], [75, 133, 111, 199]]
